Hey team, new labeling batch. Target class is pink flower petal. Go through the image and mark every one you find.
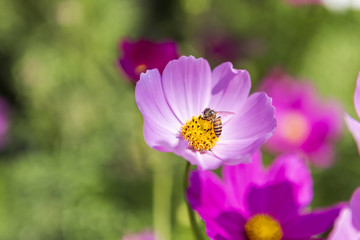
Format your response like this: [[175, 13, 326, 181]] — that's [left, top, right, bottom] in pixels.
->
[[354, 72, 360, 119], [222, 92, 276, 140], [267, 154, 313, 207], [206, 211, 246, 240], [187, 170, 227, 219], [143, 120, 178, 152], [174, 138, 223, 170], [222, 151, 265, 212], [135, 69, 182, 151], [306, 142, 335, 168], [118, 39, 178, 82], [209, 62, 251, 114], [328, 208, 360, 240], [209, 92, 275, 165], [351, 187, 360, 231], [345, 113, 360, 154], [283, 203, 344, 238], [211, 138, 262, 166], [246, 182, 299, 223], [161, 56, 212, 122]]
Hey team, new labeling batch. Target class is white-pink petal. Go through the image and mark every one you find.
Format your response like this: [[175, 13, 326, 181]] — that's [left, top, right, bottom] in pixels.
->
[[345, 114, 360, 154], [354, 72, 360, 119], [173, 138, 223, 170], [209, 62, 251, 114], [212, 138, 262, 165], [328, 208, 360, 240], [161, 56, 212, 123], [222, 92, 276, 140], [350, 187, 360, 231], [135, 69, 181, 151]]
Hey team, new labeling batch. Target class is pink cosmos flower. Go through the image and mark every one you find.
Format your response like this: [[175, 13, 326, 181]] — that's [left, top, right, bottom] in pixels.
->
[[186, 152, 344, 240], [122, 230, 157, 240], [118, 39, 178, 83], [260, 69, 342, 168], [0, 98, 10, 148], [328, 187, 360, 240], [345, 73, 360, 154], [201, 31, 243, 64], [135, 56, 276, 170]]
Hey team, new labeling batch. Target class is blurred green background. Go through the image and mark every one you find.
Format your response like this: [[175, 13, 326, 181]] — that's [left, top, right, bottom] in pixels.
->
[[0, 0, 360, 239]]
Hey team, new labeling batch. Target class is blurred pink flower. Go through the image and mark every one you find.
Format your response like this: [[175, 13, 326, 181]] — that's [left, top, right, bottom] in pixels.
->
[[201, 32, 244, 63], [135, 56, 276, 170], [329, 187, 360, 240], [186, 152, 344, 240], [122, 230, 157, 240], [260, 69, 342, 168], [345, 73, 360, 154], [118, 39, 178, 83], [0, 98, 10, 148]]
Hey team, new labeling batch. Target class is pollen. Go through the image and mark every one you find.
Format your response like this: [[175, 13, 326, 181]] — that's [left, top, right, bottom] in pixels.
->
[[245, 214, 283, 240], [181, 116, 218, 151], [134, 64, 147, 75]]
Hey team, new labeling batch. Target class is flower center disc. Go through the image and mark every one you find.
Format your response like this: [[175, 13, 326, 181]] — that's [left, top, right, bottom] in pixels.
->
[[278, 111, 310, 144], [245, 214, 283, 240], [135, 64, 147, 75], [181, 116, 218, 151]]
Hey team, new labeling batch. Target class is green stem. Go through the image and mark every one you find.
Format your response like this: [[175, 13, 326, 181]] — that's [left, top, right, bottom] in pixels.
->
[[184, 162, 203, 240], [153, 157, 172, 240]]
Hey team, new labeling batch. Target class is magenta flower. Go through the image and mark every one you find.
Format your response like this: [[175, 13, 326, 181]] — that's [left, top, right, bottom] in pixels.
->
[[122, 230, 157, 240], [135, 56, 276, 170], [201, 32, 243, 63], [260, 69, 342, 168], [329, 187, 360, 240], [186, 152, 344, 240], [345, 73, 360, 154], [0, 98, 10, 148], [118, 39, 178, 83]]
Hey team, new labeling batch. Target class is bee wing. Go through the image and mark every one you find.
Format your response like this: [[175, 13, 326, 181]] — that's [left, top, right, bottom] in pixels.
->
[[216, 111, 235, 117], [216, 111, 235, 124]]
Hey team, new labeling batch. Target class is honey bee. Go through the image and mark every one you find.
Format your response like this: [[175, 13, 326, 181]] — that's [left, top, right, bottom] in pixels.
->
[[202, 108, 234, 137]]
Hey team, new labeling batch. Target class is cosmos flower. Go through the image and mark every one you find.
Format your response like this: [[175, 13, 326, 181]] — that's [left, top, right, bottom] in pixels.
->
[[118, 39, 178, 83], [328, 187, 360, 240], [186, 152, 344, 240], [345, 73, 360, 154], [260, 69, 342, 168], [199, 30, 244, 64], [0, 98, 10, 148], [199, 30, 265, 66], [122, 230, 157, 240], [135, 56, 276, 170]]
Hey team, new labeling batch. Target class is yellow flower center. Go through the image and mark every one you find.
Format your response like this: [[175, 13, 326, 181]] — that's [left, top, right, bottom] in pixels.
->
[[134, 64, 147, 75], [181, 116, 218, 151], [278, 111, 310, 144], [245, 214, 283, 240]]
